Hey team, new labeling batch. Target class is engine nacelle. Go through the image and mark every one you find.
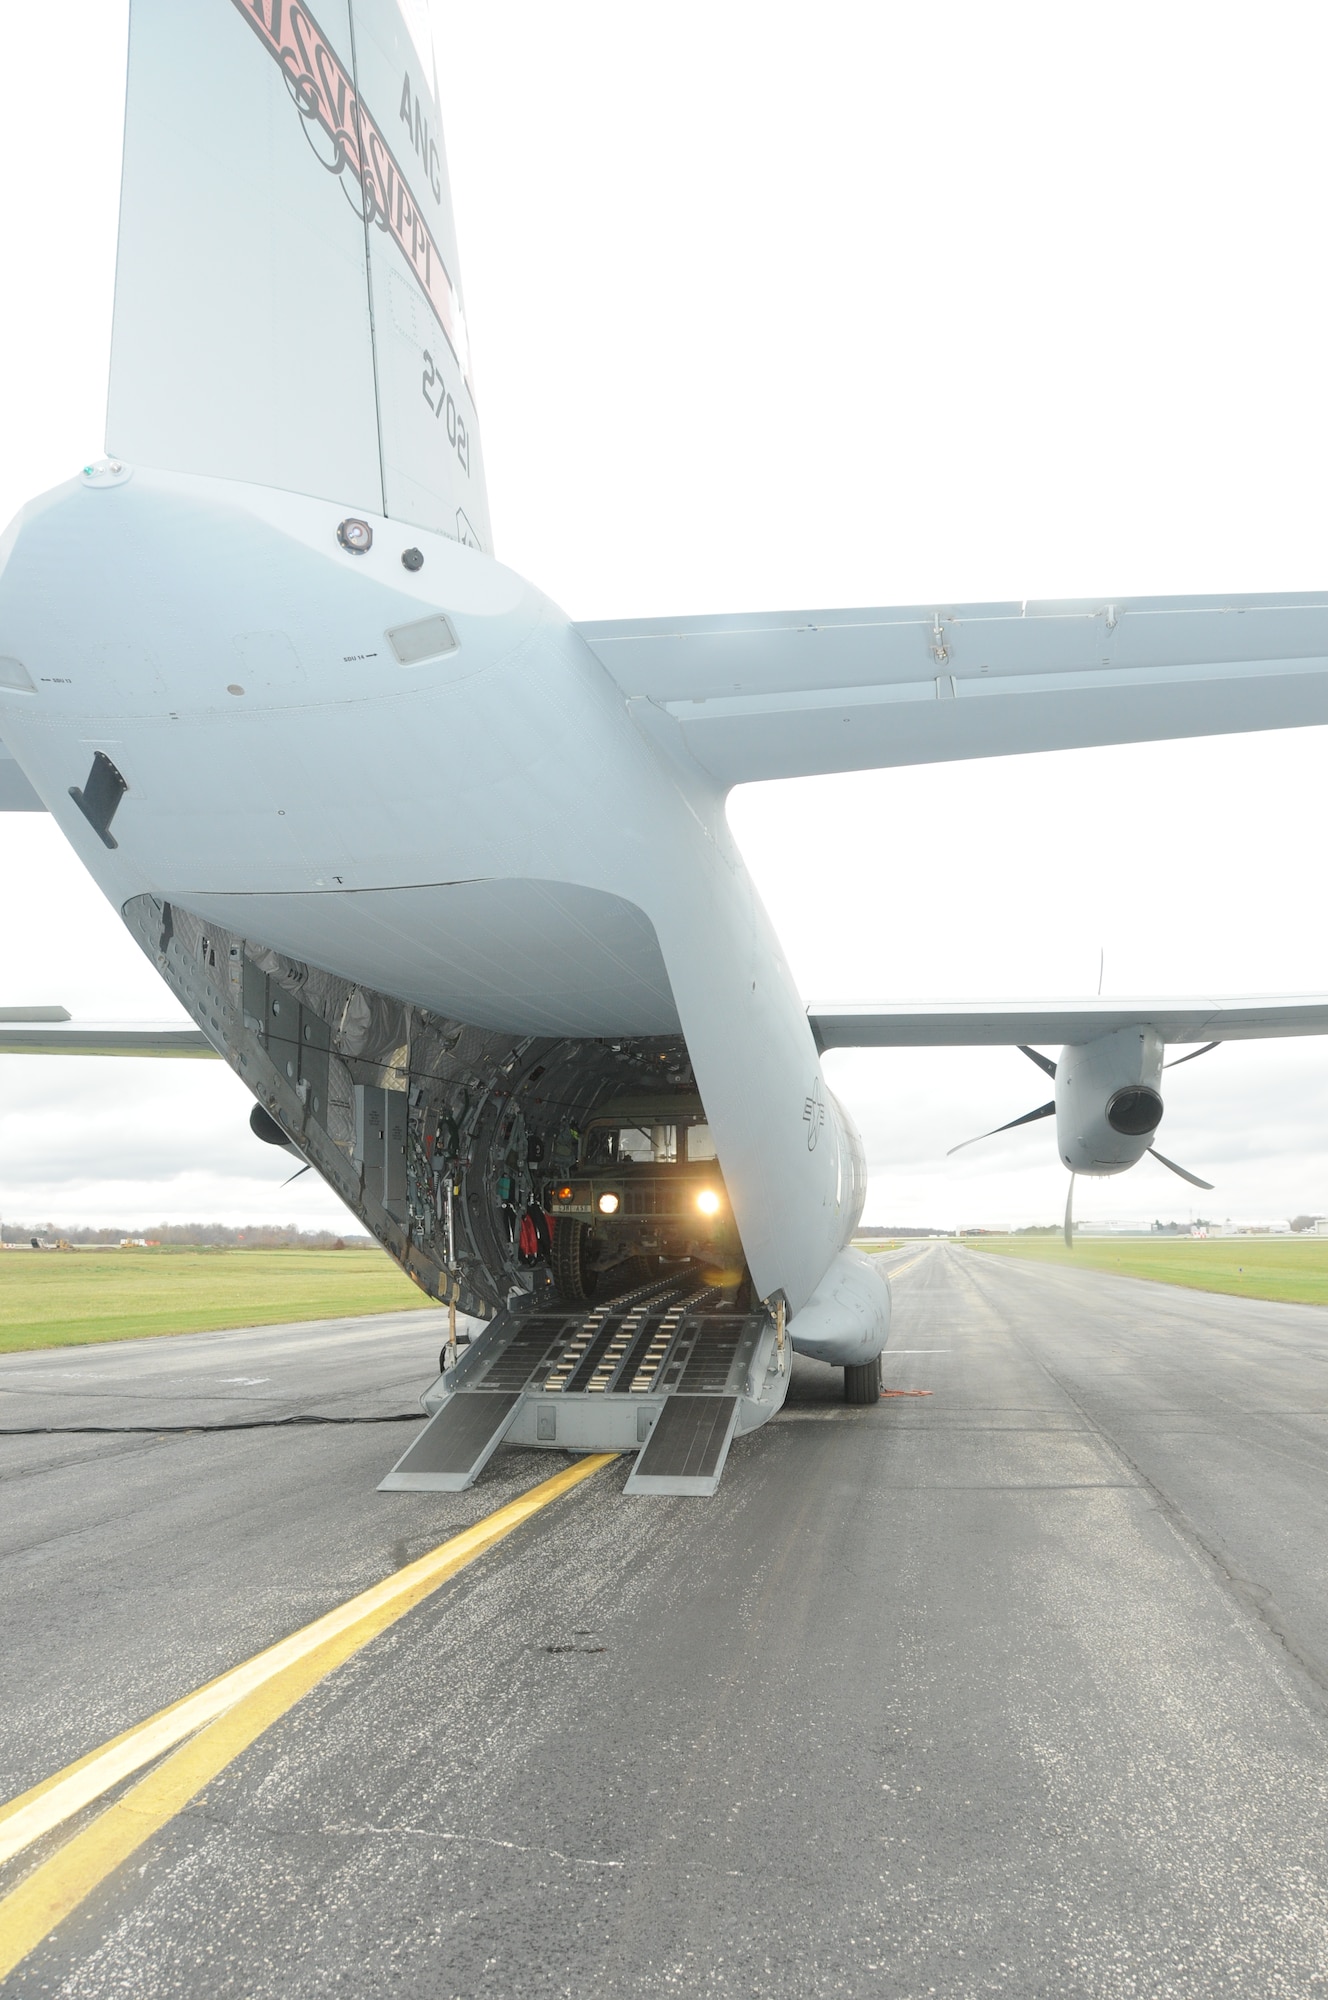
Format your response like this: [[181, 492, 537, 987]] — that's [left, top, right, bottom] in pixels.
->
[[1056, 1025, 1164, 1175]]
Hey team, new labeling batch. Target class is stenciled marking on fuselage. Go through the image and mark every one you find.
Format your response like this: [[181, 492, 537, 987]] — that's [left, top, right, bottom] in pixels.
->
[[421, 350, 470, 474], [228, 0, 473, 400], [399, 69, 441, 204], [803, 1076, 826, 1151]]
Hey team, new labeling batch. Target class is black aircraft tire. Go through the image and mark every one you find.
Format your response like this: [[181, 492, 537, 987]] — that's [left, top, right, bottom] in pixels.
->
[[844, 1354, 882, 1404], [553, 1219, 598, 1304]]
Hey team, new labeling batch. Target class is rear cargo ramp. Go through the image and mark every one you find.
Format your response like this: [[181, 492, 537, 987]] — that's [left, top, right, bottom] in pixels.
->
[[380, 1272, 786, 1496]]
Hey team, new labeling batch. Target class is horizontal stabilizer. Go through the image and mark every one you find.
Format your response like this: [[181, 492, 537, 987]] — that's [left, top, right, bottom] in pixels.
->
[[810, 997, 1328, 1050], [576, 593, 1328, 786]]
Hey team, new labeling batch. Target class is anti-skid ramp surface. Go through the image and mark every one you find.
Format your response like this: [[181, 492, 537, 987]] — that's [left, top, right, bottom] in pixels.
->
[[622, 1393, 740, 1496], [378, 1391, 520, 1492]]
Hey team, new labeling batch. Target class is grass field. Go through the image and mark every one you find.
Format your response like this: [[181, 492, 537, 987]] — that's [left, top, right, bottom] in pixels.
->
[[965, 1233, 1328, 1305], [0, 1247, 429, 1354]]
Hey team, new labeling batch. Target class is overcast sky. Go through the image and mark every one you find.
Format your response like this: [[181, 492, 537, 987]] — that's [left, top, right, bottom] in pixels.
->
[[4, 0, 1328, 1233]]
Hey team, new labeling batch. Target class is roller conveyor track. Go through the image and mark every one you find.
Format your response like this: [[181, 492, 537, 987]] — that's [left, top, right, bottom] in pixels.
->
[[379, 1272, 783, 1496]]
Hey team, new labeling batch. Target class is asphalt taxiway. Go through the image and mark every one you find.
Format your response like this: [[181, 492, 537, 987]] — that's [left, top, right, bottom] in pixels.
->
[[6, 1244, 1328, 1996]]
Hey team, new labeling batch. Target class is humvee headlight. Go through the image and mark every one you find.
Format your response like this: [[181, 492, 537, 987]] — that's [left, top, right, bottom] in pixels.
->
[[598, 1192, 620, 1215], [696, 1189, 721, 1217], [556, 1185, 573, 1201]]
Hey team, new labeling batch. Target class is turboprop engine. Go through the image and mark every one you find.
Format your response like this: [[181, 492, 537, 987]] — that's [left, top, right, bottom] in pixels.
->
[[949, 1025, 1216, 1242], [1056, 1024, 1164, 1174]]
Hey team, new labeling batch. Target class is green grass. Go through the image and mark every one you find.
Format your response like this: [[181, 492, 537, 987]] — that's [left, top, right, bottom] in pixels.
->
[[965, 1233, 1328, 1305], [0, 1247, 429, 1353]]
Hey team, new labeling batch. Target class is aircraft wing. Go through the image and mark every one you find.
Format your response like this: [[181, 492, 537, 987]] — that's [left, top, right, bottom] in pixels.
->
[[0, 1015, 217, 1056], [576, 593, 1328, 785], [810, 998, 1328, 1051]]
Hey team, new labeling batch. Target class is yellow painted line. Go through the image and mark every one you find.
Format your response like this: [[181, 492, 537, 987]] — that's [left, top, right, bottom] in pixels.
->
[[0, 1452, 616, 1982], [881, 1249, 933, 1282]]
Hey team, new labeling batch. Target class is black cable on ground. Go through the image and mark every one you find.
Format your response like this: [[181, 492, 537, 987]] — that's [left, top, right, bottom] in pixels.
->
[[0, 1413, 424, 1436]]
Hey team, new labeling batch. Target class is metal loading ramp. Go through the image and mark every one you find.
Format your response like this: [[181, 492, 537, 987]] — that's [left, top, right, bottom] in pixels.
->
[[621, 1396, 739, 1497], [379, 1273, 787, 1496]]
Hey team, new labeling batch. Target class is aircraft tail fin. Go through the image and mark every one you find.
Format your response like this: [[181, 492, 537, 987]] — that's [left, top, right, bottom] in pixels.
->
[[107, 0, 491, 551]]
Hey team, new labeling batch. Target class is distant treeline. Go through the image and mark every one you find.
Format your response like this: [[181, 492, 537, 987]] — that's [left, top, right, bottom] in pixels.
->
[[0, 1223, 372, 1249], [855, 1225, 948, 1239]]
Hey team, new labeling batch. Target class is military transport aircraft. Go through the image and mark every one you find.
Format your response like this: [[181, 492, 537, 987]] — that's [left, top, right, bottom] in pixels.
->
[[5, 0, 1328, 1494]]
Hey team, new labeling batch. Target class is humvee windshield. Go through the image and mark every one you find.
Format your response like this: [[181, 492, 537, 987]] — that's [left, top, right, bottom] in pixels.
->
[[582, 1122, 677, 1167], [579, 1118, 720, 1168]]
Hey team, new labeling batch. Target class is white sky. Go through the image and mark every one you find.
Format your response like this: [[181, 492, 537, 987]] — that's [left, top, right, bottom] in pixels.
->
[[3, 0, 1328, 1232]]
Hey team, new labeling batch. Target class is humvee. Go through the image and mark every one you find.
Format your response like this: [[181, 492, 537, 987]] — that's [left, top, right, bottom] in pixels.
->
[[547, 1095, 744, 1302]]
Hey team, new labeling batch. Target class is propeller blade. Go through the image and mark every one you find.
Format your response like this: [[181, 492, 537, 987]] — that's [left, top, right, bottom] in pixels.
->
[[947, 1101, 1056, 1156], [1164, 1040, 1221, 1069], [280, 1162, 314, 1187], [1064, 1172, 1075, 1249], [1018, 1044, 1057, 1079], [1147, 1147, 1214, 1191]]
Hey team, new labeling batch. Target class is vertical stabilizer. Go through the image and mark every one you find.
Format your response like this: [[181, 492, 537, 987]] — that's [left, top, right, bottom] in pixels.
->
[[108, 0, 491, 550], [349, 0, 490, 548]]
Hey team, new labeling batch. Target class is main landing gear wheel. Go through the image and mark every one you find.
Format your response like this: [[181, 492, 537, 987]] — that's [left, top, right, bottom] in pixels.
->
[[844, 1354, 882, 1404], [552, 1218, 599, 1304]]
